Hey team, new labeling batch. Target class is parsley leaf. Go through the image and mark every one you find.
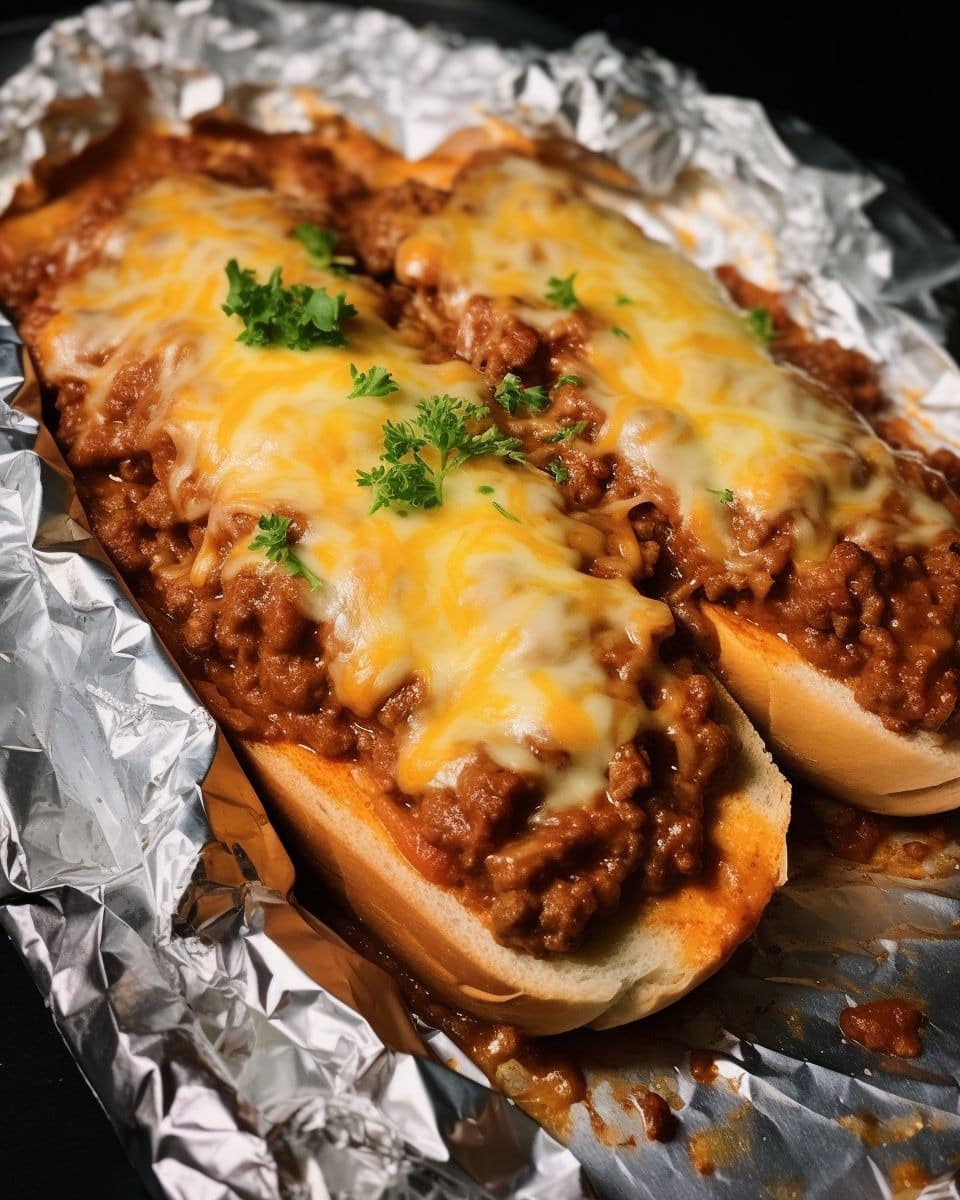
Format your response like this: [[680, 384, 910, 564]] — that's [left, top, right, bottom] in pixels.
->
[[293, 223, 336, 262], [348, 363, 399, 399], [611, 325, 630, 340], [745, 306, 776, 345], [358, 395, 524, 513], [545, 273, 581, 310], [547, 458, 570, 485], [492, 501, 520, 523], [293, 222, 356, 276], [706, 487, 735, 506], [494, 372, 550, 415], [249, 514, 322, 590], [544, 420, 588, 443], [553, 373, 583, 390], [615, 294, 634, 306], [223, 260, 357, 349]]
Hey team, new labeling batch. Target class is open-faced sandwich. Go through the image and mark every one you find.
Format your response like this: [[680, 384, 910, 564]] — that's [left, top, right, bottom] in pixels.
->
[[11, 111, 956, 1034]]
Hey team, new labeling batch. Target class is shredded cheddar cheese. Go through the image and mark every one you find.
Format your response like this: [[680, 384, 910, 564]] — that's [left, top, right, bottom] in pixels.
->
[[397, 155, 953, 569], [35, 174, 676, 810]]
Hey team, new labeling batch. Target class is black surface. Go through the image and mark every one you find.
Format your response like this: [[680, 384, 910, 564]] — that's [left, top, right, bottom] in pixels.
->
[[0, 4, 956, 1199], [529, 5, 960, 236], [2, 4, 956, 233], [0, 930, 151, 1197]]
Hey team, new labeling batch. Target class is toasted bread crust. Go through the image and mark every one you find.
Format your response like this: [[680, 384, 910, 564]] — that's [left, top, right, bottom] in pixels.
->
[[700, 602, 960, 815], [240, 684, 790, 1034]]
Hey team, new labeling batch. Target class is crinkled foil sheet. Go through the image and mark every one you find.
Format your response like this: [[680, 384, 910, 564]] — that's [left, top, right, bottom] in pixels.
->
[[1, 3, 959, 1197]]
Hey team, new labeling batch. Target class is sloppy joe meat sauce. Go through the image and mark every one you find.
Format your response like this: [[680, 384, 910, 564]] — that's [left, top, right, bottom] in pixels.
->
[[839, 998, 924, 1058], [353, 173, 960, 738], [324, 904, 677, 1144], [717, 268, 960, 736], [7, 122, 959, 955], [0, 125, 729, 959]]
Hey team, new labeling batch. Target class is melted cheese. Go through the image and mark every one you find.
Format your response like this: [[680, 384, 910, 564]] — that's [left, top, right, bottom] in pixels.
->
[[398, 156, 953, 569], [36, 174, 677, 810]]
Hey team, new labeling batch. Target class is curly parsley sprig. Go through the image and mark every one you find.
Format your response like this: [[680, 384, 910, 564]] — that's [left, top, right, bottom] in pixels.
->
[[223, 261, 357, 350], [357, 395, 524, 514], [292, 222, 356, 277], [249, 514, 322, 590], [347, 364, 399, 398], [745, 306, 776, 345], [544, 420, 588, 444], [545, 272, 581, 310], [494, 372, 549, 415], [546, 458, 570, 484]]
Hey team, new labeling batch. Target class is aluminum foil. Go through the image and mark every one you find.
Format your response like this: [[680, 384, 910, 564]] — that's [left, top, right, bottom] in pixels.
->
[[0, 327, 589, 1200], [1, 2, 960, 1198]]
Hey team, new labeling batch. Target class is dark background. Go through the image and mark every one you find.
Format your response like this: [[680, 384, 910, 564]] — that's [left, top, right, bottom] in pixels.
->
[[1, 3, 956, 1197]]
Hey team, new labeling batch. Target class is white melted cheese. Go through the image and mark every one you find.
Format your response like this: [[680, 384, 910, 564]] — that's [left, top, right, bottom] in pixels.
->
[[397, 155, 953, 569], [36, 174, 677, 810]]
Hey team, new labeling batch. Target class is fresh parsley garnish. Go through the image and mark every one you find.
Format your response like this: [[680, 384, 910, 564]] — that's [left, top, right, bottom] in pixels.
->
[[249, 514, 322, 590], [615, 295, 634, 306], [494, 372, 549, 415], [544, 420, 588, 443], [477, 484, 495, 495], [545, 273, 581, 310], [348, 363, 399, 399], [223, 261, 357, 349], [492, 501, 520, 523], [293, 223, 335, 263], [547, 458, 570, 485], [745, 306, 776, 344], [611, 325, 630, 340], [357, 395, 524, 513], [553, 373, 583, 390], [707, 487, 735, 506], [293, 222, 356, 277]]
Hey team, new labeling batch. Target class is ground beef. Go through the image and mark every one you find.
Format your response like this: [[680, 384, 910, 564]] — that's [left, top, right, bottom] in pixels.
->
[[416, 753, 538, 874], [718, 264, 960, 489], [711, 273, 960, 732], [481, 784, 648, 954], [454, 294, 542, 380], [640, 670, 729, 888], [0, 132, 738, 958], [0, 189, 128, 315], [924, 445, 960, 492], [724, 531, 960, 733], [397, 661, 726, 956], [72, 454, 725, 957], [361, 177, 960, 734], [391, 212, 960, 732], [715, 265, 886, 417], [351, 179, 447, 274]]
